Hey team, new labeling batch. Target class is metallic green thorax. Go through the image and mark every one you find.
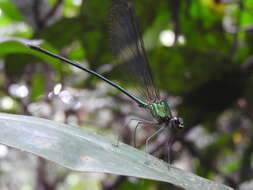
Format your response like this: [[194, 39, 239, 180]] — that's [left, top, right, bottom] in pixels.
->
[[147, 100, 172, 119]]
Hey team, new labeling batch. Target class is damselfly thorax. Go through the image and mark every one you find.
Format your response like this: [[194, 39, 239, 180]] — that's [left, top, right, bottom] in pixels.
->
[[142, 100, 184, 128]]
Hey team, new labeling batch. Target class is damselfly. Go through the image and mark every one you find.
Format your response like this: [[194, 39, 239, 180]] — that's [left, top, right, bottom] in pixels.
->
[[28, 0, 184, 163]]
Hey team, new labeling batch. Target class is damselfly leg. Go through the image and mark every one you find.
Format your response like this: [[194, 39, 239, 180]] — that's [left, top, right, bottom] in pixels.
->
[[166, 127, 178, 165], [145, 126, 166, 164], [133, 120, 158, 147], [114, 118, 157, 147]]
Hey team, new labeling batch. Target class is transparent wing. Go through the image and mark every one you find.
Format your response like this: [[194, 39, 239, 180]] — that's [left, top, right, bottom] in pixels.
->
[[109, 0, 160, 102]]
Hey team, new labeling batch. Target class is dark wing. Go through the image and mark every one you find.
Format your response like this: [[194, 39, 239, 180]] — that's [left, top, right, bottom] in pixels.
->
[[109, 0, 160, 102]]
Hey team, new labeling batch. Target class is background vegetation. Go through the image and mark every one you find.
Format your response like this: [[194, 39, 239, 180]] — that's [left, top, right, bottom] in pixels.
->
[[0, 0, 253, 189]]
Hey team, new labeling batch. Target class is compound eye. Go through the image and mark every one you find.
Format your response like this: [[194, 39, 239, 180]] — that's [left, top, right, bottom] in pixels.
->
[[177, 118, 184, 128]]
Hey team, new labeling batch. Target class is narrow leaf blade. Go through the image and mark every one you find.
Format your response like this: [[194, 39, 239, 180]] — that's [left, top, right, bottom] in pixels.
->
[[0, 113, 233, 190]]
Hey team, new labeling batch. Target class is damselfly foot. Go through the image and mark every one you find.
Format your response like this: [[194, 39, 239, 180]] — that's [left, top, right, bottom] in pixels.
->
[[112, 142, 119, 147]]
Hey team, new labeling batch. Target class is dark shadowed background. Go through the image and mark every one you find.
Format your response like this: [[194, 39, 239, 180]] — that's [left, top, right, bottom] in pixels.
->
[[0, 0, 253, 189]]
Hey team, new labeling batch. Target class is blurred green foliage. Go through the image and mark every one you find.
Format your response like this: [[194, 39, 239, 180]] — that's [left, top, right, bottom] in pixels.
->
[[0, 0, 253, 189]]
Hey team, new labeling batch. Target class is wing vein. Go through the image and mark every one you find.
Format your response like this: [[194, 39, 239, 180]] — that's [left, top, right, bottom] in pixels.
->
[[109, 0, 160, 102]]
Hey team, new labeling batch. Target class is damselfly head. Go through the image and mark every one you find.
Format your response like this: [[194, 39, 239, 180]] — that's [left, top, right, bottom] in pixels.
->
[[171, 117, 184, 129]]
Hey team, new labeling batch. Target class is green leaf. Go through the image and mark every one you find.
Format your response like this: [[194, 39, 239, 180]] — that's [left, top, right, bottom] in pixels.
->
[[31, 73, 45, 101], [36, 17, 82, 48], [221, 160, 240, 174], [242, 0, 253, 26], [0, 37, 42, 56], [0, 113, 233, 190], [0, 0, 22, 21], [0, 37, 62, 70], [68, 44, 86, 60]]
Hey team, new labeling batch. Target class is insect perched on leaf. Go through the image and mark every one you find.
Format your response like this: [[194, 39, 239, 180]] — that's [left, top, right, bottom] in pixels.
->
[[28, 0, 184, 164]]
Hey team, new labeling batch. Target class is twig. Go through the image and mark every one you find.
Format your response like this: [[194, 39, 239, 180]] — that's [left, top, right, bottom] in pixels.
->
[[33, 0, 43, 30], [41, 0, 64, 27]]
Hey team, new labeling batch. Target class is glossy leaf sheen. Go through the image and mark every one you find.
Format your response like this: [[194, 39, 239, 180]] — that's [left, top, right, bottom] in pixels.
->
[[0, 37, 62, 70], [0, 113, 233, 190]]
